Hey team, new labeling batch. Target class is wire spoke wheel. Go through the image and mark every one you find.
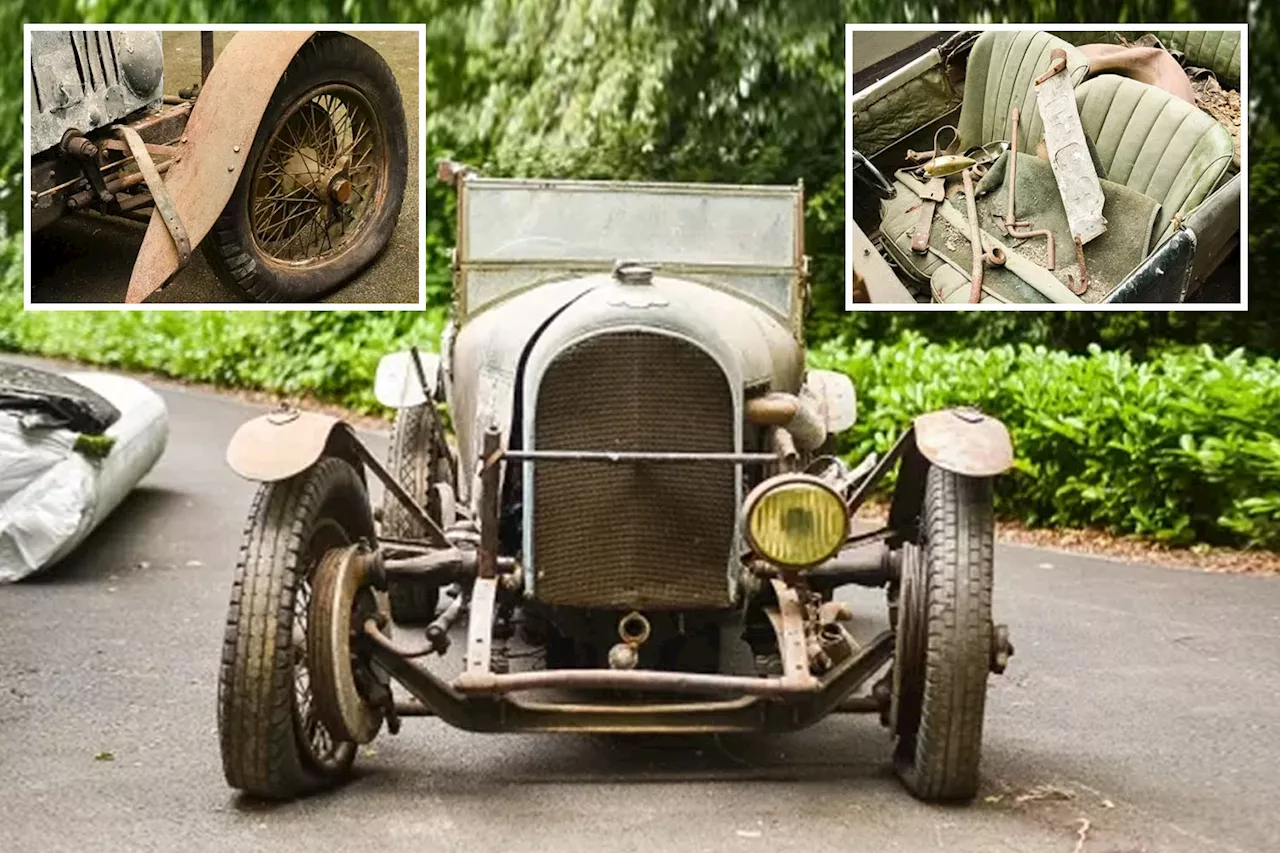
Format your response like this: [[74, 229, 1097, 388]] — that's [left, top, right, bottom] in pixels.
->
[[249, 86, 385, 266], [204, 33, 408, 303]]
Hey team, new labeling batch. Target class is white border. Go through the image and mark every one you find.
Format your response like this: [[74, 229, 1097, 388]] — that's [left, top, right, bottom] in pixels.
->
[[23, 23, 427, 311], [846, 22, 1249, 311]]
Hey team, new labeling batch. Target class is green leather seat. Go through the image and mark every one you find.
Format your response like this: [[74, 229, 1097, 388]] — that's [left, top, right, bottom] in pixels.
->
[[957, 30, 1089, 149], [1152, 29, 1241, 87], [1074, 75, 1234, 241]]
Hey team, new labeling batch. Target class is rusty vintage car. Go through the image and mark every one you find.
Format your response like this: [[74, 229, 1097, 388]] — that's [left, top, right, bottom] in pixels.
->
[[217, 169, 1015, 802], [27, 29, 407, 303], [851, 28, 1242, 304]]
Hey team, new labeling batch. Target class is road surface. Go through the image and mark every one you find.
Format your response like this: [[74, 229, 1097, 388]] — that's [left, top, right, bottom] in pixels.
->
[[29, 31, 420, 305], [1, 362, 1278, 852]]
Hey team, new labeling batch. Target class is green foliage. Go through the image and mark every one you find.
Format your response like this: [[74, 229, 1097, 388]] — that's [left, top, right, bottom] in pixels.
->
[[0, 258, 445, 409], [813, 335, 1280, 548]]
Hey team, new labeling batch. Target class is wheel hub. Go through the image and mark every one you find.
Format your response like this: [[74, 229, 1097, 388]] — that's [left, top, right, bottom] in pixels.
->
[[308, 544, 386, 744]]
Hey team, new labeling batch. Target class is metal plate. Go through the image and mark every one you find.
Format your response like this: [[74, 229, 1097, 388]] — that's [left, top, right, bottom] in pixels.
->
[[126, 30, 315, 303], [1035, 61, 1107, 245]]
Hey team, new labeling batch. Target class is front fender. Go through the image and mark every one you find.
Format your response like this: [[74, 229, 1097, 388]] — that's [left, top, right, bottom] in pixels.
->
[[226, 411, 360, 483], [913, 408, 1013, 477], [126, 30, 316, 303]]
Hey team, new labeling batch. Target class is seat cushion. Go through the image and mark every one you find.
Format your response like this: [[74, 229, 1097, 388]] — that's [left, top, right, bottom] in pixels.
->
[[1153, 30, 1241, 88], [958, 30, 1089, 150], [1074, 75, 1234, 239]]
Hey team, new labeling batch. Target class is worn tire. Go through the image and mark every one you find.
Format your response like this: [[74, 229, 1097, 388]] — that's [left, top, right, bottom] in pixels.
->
[[203, 33, 408, 302], [893, 466, 994, 802], [382, 403, 452, 623], [218, 457, 374, 799]]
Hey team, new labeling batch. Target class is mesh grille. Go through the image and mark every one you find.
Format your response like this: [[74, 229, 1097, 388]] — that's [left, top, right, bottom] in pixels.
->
[[532, 332, 735, 609]]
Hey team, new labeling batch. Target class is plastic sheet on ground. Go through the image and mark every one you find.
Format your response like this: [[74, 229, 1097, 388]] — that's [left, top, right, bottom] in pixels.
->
[[0, 371, 168, 582]]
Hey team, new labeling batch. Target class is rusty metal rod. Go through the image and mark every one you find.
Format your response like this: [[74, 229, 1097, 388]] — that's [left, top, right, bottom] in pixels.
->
[[200, 31, 215, 84], [350, 440, 450, 548], [1003, 106, 1056, 269], [478, 428, 502, 580], [1068, 235, 1089, 295], [452, 666, 822, 697], [962, 167, 984, 303], [1005, 108, 1030, 229]]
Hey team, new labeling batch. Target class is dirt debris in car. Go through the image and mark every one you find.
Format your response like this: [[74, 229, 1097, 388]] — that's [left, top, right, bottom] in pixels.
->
[[1189, 70, 1241, 163]]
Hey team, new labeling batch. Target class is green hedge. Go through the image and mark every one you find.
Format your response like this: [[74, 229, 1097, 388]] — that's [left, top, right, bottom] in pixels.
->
[[0, 246, 445, 409], [813, 335, 1280, 549]]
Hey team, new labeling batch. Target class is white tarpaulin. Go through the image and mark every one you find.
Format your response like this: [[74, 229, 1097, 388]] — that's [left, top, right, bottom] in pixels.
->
[[0, 372, 168, 582]]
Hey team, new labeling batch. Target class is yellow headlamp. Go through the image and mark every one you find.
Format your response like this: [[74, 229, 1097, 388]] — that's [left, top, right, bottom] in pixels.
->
[[743, 474, 848, 568]]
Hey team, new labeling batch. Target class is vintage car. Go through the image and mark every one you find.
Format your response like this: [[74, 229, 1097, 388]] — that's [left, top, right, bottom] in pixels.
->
[[217, 169, 1016, 803], [851, 29, 1242, 304], [27, 29, 407, 302]]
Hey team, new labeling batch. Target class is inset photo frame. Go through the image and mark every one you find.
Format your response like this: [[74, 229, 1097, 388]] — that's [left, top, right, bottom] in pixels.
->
[[847, 24, 1247, 309], [24, 24, 426, 309]]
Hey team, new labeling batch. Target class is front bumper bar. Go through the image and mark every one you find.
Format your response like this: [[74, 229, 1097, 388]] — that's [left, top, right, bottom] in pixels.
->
[[364, 620, 893, 734]]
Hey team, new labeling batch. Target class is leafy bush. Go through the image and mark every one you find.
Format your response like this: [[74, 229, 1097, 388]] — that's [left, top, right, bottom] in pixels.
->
[[813, 335, 1280, 548], [0, 259, 445, 410]]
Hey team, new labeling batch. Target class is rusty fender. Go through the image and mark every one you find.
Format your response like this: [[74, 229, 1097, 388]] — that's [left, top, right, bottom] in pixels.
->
[[912, 408, 1013, 478], [225, 410, 362, 483], [126, 30, 316, 304], [883, 407, 1013, 536]]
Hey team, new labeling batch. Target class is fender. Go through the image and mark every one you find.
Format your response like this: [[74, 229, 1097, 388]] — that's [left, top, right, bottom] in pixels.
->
[[884, 407, 1013, 536], [126, 30, 317, 304], [912, 407, 1014, 477], [226, 410, 362, 483]]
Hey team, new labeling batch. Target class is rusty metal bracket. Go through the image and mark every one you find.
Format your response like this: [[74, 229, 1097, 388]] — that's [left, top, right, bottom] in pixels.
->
[[115, 124, 191, 269], [771, 579, 818, 689], [1034, 47, 1068, 85], [464, 577, 497, 679], [911, 176, 945, 254], [1067, 235, 1089, 295]]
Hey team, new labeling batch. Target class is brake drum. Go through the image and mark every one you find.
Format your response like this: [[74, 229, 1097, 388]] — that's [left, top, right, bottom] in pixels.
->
[[308, 544, 385, 744]]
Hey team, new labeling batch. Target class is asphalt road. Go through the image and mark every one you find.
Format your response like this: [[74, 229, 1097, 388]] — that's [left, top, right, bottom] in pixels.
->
[[2, 363, 1279, 852], [29, 31, 421, 305]]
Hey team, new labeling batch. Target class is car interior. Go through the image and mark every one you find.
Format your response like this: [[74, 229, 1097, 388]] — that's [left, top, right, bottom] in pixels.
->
[[851, 29, 1242, 304]]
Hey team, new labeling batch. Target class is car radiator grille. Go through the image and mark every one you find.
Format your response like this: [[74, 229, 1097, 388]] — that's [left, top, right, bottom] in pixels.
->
[[531, 331, 736, 610]]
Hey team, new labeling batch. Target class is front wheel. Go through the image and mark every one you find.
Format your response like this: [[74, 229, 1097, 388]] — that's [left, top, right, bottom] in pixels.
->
[[204, 33, 408, 302], [218, 457, 374, 799], [891, 466, 995, 802]]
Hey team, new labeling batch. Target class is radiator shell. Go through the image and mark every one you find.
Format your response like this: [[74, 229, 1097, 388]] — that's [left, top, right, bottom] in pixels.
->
[[529, 330, 736, 609]]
